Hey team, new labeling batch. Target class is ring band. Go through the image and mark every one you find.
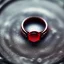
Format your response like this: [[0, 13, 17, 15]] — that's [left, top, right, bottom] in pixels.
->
[[21, 17, 48, 42]]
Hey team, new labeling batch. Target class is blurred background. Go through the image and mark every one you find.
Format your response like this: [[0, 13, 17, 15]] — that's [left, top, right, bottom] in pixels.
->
[[0, 0, 64, 64]]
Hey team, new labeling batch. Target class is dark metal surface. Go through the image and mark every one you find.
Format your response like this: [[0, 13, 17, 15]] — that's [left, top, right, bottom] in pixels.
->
[[0, 0, 64, 64]]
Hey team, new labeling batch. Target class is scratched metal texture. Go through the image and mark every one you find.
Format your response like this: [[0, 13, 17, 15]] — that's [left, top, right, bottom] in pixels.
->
[[0, 0, 64, 64]]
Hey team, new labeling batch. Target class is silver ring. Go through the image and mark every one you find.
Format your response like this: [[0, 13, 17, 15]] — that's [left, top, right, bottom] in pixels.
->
[[21, 16, 48, 42]]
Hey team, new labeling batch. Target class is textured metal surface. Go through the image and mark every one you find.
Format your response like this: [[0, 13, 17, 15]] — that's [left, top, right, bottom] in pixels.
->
[[0, 0, 64, 64]]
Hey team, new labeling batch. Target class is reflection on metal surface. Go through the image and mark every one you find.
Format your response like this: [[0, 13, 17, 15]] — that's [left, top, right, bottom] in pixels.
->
[[0, 0, 64, 64]]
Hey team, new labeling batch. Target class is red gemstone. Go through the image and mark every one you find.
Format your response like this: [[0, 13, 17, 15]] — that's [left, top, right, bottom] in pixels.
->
[[28, 31, 40, 42]]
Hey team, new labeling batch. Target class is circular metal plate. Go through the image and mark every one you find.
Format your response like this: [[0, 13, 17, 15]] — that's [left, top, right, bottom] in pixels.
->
[[0, 0, 64, 64]]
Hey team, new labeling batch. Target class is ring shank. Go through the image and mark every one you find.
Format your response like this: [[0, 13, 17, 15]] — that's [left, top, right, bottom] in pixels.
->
[[21, 16, 48, 37]]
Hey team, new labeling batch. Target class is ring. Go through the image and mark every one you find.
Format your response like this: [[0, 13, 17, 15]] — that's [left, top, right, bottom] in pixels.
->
[[21, 17, 48, 42]]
